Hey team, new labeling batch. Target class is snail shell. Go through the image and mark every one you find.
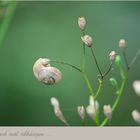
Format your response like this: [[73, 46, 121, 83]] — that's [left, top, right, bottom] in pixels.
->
[[33, 58, 62, 85]]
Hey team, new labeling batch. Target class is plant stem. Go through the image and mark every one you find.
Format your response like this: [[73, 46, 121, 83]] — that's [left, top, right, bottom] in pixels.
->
[[102, 61, 113, 78], [122, 50, 130, 71], [129, 48, 140, 68], [91, 47, 103, 79], [0, 1, 17, 47], [83, 73, 100, 126], [100, 73, 127, 126], [83, 73, 95, 96], [51, 60, 82, 73], [94, 80, 103, 100], [81, 31, 86, 72]]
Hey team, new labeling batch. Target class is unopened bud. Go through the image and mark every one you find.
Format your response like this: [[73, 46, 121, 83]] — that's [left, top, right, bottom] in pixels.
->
[[77, 106, 85, 120], [89, 96, 99, 111], [109, 51, 116, 61], [133, 80, 140, 96], [86, 105, 96, 120], [103, 105, 112, 120], [78, 17, 86, 30], [50, 97, 59, 108], [132, 110, 140, 124], [115, 55, 121, 67], [54, 107, 68, 125], [86, 96, 99, 120], [81, 35, 93, 47], [109, 77, 118, 87], [119, 39, 126, 50]]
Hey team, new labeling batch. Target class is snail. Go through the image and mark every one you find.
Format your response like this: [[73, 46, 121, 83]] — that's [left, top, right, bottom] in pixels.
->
[[33, 58, 62, 85]]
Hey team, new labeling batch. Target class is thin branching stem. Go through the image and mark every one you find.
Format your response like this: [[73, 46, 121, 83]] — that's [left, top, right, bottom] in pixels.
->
[[122, 50, 130, 71], [102, 61, 113, 78], [91, 47, 103, 79], [129, 48, 140, 68], [82, 31, 86, 72], [94, 80, 103, 100], [51, 60, 82, 73]]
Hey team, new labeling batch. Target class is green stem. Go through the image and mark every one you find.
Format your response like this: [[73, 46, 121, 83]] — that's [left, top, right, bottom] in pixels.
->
[[93, 101, 100, 126], [122, 50, 130, 71], [102, 61, 113, 78], [83, 73, 100, 126], [51, 60, 82, 73], [82, 31, 86, 72], [100, 73, 127, 126], [83, 73, 95, 96], [94, 80, 103, 100], [129, 48, 140, 69], [91, 47, 103, 79], [0, 1, 17, 47]]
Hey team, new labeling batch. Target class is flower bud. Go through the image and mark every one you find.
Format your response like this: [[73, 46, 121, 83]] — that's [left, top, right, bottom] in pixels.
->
[[54, 107, 68, 125], [132, 110, 140, 124], [81, 34, 93, 47], [115, 55, 121, 67], [86, 96, 99, 120], [103, 105, 112, 120], [78, 17, 86, 30], [89, 96, 99, 110], [133, 80, 140, 96], [86, 105, 95, 120], [109, 51, 116, 61], [50, 97, 68, 125], [89, 96, 94, 106], [119, 39, 126, 50], [77, 106, 85, 120], [109, 77, 118, 87], [50, 97, 59, 108]]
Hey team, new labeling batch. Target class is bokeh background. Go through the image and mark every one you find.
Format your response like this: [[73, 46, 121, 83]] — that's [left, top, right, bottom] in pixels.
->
[[0, 1, 140, 126]]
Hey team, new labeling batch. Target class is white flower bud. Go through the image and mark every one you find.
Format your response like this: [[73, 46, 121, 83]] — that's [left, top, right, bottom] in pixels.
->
[[50, 97, 68, 125], [89, 96, 94, 106], [86, 96, 99, 120], [77, 106, 85, 120], [132, 110, 140, 124], [86, 105, 96, 120], [50, 97, 59, 108], [119, 39, 126, 50], [78, 17, 86, 30], [81, 34, 93, 47], [89, 96, 99, 111], [133, 80, 140, 96], [54, 107, 68, 125], [109, 51, 116, 61], [103, 105, 112, 120]]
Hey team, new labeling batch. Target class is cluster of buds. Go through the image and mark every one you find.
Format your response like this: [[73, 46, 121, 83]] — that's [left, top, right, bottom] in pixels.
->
[[50, 97, 68, 125], [78, 17, 93, 47], [32, 15, 140, 126]]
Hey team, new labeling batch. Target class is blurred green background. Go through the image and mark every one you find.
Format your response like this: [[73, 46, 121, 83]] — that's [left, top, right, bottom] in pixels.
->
[[0, 1, 140, 126]]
